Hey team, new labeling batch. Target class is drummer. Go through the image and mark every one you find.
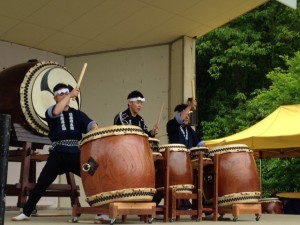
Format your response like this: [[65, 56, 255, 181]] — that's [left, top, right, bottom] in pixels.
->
[[167, 99, 205, 149], [113, 90, 158, 137], [12, 83, 98, 221], [166, 99, 205, 210]]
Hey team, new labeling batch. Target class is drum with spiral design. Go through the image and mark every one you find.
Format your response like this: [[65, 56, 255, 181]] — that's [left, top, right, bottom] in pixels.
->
[[0, 60, 80, 135], [80, 125, 156, 207]]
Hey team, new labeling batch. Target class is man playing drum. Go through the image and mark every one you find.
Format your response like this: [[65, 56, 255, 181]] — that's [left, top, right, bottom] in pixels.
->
[[166, 99, 205, 210], [114, 90, 158, 137], [167, 99, 205, 149], [12, 83, 98, 221]]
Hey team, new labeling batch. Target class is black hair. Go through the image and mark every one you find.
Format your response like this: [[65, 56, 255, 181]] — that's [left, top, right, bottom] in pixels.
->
[[174, 104, 187, 112], [53, 83, 73, 92], [127, 90, 144, 99]]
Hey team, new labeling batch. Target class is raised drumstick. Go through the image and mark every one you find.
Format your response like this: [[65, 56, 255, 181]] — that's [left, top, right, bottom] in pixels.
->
[[72, 63, 87, 101], [76, 63, 87, 89], [191, 79, 196, 109], [192, 79, 196, 100]]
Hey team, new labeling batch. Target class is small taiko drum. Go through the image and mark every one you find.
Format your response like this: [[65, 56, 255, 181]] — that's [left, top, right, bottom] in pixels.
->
[[0, 60, 80, 135], [156, 144, 194, 193], [259, 198, 283, 214], [80, 125, 156, 207], [207, 144, 261, 206], [189, 146, 209, 160], [149, 138, 162, 161]]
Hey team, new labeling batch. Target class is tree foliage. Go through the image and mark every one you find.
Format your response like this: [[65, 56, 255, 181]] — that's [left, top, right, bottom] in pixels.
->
[[196, 0, 300, 197], [196, 0, 300, 139]]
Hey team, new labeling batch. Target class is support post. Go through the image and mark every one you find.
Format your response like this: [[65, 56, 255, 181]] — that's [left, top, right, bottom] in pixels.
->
[[0, 114, 11, 225]]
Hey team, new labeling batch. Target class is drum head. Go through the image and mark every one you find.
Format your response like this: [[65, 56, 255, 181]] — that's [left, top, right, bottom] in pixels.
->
[[20, 61, 80, 135], [159, 144, 187, 152]]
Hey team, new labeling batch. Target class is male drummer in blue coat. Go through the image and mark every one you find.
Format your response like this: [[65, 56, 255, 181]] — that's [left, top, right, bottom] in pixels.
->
[[167, 99, 205, 149], [12, 83, 98, 221], [166, 99, 205, 210]]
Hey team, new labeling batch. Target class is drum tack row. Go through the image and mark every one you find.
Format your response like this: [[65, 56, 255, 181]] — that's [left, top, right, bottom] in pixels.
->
[[77, 126, 282, 222]]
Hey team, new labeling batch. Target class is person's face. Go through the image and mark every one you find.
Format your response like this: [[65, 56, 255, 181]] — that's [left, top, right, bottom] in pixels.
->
[[128, 100, 143, 116], [54, 88, 69, 103], [183, 114, 190, 125]]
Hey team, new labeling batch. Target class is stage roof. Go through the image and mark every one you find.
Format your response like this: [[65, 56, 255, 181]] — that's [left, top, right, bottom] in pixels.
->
[[0, 0, 268, 56]]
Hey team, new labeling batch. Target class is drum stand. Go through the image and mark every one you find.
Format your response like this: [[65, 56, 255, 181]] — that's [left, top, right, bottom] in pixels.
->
[[218, 203, 262, 221], [153, 150, 170, 222], [6, 123, 81, 211], [168, 151, 207, 222], [71, 202, 156, 224], [170, 152, 219, 222], [198, 153, 219, 221]]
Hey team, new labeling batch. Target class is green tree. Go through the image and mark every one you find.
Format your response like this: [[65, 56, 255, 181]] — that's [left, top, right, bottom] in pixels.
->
[[196, 0, 300, 198], [197, 0, 300, 139]]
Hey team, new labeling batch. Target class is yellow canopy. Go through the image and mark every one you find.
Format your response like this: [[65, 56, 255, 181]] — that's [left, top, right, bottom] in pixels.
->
[[205, 104, 300, 158]]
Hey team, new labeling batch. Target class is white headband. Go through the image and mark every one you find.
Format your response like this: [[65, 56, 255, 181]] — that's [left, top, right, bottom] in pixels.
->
[[128, 97, 145, 102], [54, 88, 69, 96]]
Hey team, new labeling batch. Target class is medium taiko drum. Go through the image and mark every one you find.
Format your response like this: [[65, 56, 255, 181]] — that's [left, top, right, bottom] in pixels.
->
[[189, 147, 209, 169], [149, 138, 162, 161], [259, 198, 283, 214], [0, 60, 80, 135], [189, 146, 209, 160], [207, 144, 261, 206], [80, 125, 156, 207], [156, 144, 194, 193]]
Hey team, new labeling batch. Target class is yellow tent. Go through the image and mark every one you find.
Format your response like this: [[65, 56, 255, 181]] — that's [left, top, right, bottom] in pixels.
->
[[205, 104, 300, 158]]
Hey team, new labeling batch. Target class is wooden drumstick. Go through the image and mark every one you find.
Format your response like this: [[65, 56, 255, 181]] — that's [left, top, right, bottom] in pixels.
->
[[73, 63, 87, 100], [216, 140, 226, 147], [192, 79, 196, 100], [191, 79, 196, 109], [76, 63, 87, 89], [156, 103, 164, 126]]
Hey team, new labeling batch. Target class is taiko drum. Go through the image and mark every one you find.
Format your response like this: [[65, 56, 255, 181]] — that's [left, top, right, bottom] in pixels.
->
[[259, 198, 283, 214], [0, 60, 80, 135], [207, 144, 261, 206], [149, 137, 162, 161], [156, 144, 194, 193], [80, 125, 156, 207]]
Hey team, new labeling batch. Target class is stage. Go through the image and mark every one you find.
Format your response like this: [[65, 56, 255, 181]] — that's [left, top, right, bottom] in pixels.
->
[[3, 208, 300, 225]]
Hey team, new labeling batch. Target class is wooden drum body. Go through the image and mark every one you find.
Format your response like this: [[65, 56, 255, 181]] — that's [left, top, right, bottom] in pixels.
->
[[0, 60, 80, 135], [208, 144, 261, 206], [80, 125, 156, 207], [156, 144, 194, 193], [259, 198, 283, 214]]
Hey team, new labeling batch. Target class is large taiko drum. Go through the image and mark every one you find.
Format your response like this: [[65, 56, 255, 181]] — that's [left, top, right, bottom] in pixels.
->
[[156, 144, 194, 193], [207, 144, 261, 206], [0, 60, 80, 135], [80, 125, 156, 207], [259, 198, 283, 214]]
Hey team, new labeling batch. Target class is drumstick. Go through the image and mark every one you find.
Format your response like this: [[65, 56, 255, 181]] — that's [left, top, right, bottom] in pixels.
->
[[156, 103, 164, 126], [216, 140, 226, 147], [76, 63, 87, 89], [72, 63, 87, 100], [191, 79, 196, 109], [192, 79, 196, 100]]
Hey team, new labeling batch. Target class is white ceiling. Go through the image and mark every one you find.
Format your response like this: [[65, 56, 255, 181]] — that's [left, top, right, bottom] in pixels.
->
[[0, 0, 268, 57]]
